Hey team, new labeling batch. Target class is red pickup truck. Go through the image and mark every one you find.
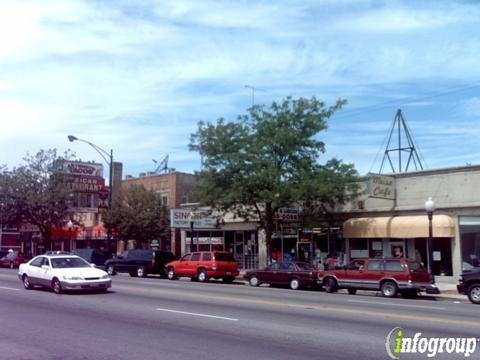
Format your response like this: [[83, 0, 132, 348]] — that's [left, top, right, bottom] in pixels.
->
[[318, 258, 439, 298]]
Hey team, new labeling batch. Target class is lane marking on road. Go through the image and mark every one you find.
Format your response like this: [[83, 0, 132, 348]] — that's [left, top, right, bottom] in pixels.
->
[[114, 284, 480, 328], [347, 299, 446, 310], [0, 286, 20, 291], [155, 308, 239, 321]]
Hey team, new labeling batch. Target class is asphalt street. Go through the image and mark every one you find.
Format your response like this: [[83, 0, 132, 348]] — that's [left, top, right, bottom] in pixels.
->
[[0, 268, 478, 360]]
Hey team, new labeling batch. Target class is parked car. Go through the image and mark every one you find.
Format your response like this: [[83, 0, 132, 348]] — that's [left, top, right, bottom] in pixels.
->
[[318, 257, 439, 298], [457, 268, 480, 304], [166, 251, 239, 283], [18, 254, 111, 294], [244, 261, 319, 290], [0, 251, 30, 269], [104, 249, 176, 278], [72, 248, 112, 269]]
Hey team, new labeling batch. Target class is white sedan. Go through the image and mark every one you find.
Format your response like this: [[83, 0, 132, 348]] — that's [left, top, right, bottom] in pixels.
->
[[18, 254, 112, 294]]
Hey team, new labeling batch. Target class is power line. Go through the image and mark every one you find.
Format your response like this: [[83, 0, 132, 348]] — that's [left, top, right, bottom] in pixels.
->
[[332, 82, 480, 121]]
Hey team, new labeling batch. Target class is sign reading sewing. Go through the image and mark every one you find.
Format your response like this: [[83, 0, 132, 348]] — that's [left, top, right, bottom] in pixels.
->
[[368, 174, 395, 200], [170, 209, 217, 229]]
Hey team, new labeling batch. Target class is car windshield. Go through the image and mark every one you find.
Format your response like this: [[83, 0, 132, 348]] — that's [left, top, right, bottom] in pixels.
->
[[51, 257, 90, 268]]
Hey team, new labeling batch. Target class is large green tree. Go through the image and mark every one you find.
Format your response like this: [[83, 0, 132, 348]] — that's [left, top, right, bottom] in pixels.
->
[[103, 184, 170, 247], [1, 149, 74, 251], [189, 96, 359, 248]]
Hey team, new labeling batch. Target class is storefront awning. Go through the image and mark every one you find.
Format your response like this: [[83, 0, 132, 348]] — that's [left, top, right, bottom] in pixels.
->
[[343, 215, 455, 239]]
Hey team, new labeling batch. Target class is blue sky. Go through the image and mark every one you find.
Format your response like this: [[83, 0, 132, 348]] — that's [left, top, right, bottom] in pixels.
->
[[1, 0, 480, 177]]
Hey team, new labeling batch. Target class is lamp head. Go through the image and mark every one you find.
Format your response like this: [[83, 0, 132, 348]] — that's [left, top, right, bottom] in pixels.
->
[[425, 197, 435, 213], [67, 135, 78, 142]]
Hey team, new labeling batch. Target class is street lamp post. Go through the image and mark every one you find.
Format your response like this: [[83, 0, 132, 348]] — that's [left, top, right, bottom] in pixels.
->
[[68, 135, 114, 251], [67, 220, 73, 251], [424, 197, 435, 277]]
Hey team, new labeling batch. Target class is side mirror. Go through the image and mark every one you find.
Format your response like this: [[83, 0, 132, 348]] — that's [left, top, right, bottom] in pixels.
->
[[90, 263, 96, 268]]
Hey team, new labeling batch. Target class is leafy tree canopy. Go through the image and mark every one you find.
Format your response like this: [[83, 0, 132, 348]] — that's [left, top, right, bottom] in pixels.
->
[[103, 184, 169, 246], [0, 149, 75, 250], [189, 96, 359, 240]]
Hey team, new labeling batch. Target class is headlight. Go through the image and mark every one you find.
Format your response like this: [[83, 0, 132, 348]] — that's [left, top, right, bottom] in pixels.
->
[[101, 274, 110, 279], [63, 275, 83, 280]]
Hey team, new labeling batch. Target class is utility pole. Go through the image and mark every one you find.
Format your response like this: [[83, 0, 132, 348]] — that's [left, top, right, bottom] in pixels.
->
[[244, 85, 265, 107]]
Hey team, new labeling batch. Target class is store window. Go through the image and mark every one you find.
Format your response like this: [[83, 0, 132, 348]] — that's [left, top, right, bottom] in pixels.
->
[[460, 217, 480, 270]]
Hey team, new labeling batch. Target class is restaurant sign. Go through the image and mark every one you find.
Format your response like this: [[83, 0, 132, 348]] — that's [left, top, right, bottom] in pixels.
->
[[66, 176, 105, 193], [63, 161, 103, 177], [368, 174, 395, 200]]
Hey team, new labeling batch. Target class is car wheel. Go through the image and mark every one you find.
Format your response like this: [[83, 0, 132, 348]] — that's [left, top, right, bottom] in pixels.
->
[[136, 266, 146, 278], [348, 288, 357, 295], [167, 267, 177, 280], [324, 278, 338, 293], [381, 281, 398, 298], [289, 278, 301, 290], [197, 269, 207, 282], [467, 284, 480, 304], [223, 276, 235, 283], [52, 278, 62, 295], [249, 275, 260, 287], [22, 274, 32, 290], [106, 265, 116, 276]]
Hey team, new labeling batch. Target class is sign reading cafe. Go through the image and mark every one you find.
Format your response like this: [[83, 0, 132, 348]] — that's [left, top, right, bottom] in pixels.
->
[[368, 174, 395, 200]]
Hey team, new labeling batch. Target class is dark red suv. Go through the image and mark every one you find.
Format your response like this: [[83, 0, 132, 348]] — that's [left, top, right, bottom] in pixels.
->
[[318, 257, 439, 298], [166, 251, 239, 283]]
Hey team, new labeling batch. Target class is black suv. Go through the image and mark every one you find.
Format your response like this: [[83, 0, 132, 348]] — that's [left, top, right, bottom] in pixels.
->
[[105, 249, 176, 278], [72, 248, 112, 269], [457, 268, 480, 304]]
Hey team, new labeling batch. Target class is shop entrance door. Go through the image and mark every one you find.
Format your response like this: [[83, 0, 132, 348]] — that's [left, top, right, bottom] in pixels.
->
[[297, 242, 312, 263], [234, 232, 244, 269]]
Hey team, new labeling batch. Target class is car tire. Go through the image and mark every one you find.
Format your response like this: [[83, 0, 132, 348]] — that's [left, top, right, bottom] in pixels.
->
[[467, 283, 480, 304], [223, 276, 235, 283], [136, 266, 146, 278], [324, 278, 338, 293], [52, 278, 62, 295], [106, 265, 116, 276], [381, 281, 398, 298], [348, 288, 357, 295], [249, 275, 260, 287], [197, 269, 207, 282], [167, 267, 177, 280], [289, 278, 301, 290], [22, 274, 32, 290]]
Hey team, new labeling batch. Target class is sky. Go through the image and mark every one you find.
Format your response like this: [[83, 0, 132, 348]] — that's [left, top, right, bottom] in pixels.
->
[[1, 0, 480, 178]]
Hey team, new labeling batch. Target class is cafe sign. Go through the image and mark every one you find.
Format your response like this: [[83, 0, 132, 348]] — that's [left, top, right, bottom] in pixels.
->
[[368, 174, 395, 200]]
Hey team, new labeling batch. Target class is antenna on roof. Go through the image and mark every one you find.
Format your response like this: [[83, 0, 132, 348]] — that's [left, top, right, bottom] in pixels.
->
[[152, 155, 169, 174], [379, 109, 424, 173]]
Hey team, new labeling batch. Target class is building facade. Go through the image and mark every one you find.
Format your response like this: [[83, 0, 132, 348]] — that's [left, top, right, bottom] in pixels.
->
[[335, 165, 480, 279]]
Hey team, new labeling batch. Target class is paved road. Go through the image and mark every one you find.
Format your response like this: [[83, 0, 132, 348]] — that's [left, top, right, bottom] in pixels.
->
[[0, 268, 477, 360]]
